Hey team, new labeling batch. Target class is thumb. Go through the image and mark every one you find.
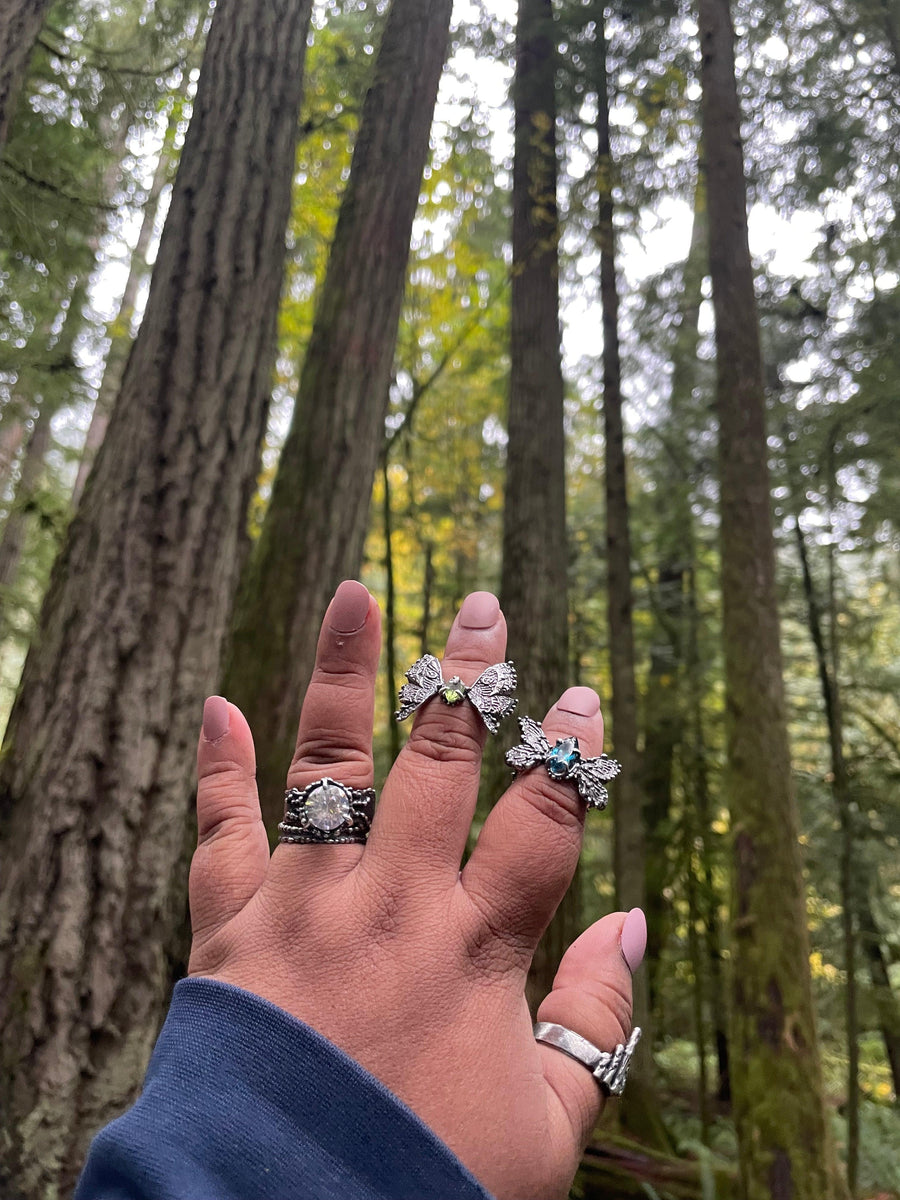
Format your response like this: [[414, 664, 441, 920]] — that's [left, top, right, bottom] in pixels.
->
[[537, 907, 644, 1154], [189, 697, 270, 950]]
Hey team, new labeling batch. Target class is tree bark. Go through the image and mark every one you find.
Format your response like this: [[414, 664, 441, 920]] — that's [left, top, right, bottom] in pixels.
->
[[857, 887, 900, 1096], [0, 277, 88, 618], [698, 2, 839, 1197], [593, 1, 649, 1064], [642, 185, 706, 1006], [382, 452, 401, 765], [0, 396, 52, 597], [500, 0, 573, 1010], [0, 0, 313, 1190], [0, 417, 25, 497], [72, 129, 174, 508], [0, 0, 52, 156], [222, 0, 455, 824], [788, 461, 860, 1190]]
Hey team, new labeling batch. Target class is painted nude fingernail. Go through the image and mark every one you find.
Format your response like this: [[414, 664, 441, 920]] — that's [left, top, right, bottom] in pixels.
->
[[557, 686, 600, 718], [203, 696, 230, 743], [329, 579, 370, 633], [620, 907, 647, 974], [458, 591, 500, 629]]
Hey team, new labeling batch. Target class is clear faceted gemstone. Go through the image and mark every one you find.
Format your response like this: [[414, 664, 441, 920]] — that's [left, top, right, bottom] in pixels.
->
[[546, 736, 580, 779], [304, 782, 352, 831]]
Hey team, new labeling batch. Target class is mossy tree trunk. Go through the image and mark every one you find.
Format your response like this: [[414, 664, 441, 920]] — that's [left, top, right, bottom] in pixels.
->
[[500, 0, 573, 1010], [786, 438, 861, 1190], [0, 0, 313, 1189], [642, 185, 705, 1007], [592, 2, 650, 1069], [698, 2, 839, 1197], [222, 0, 455, 823]]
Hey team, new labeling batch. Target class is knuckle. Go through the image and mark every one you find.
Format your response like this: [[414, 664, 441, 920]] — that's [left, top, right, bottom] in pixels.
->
[[459, 889, 530, 981], [405, 717, 481, 768], [359, 875, 403, 946], [310, 662, 373, 689], [199, 757, 255, 786], [197, 805, 262, 845], [516, 776, 585, 841], [290, 737, 372, 774], [444, 648, 495, 673], [588, 976, 633, 1043]]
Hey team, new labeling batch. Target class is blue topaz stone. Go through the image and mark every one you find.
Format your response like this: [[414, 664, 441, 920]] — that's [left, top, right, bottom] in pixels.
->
[[546, 736, 580, 779]]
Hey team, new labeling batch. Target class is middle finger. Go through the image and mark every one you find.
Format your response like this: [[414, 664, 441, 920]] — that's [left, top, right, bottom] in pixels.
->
[[366, 591, 509, 882]]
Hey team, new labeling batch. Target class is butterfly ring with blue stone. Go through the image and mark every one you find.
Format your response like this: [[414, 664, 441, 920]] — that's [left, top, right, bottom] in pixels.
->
[[505, 715, 621, 810], [395, 653, 517, 735]]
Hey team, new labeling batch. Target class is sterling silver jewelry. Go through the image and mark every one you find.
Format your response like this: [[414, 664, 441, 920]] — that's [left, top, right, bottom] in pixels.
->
[[506, 715, 620, 810], [533, 1023, 642, 1096], [278, 778, 375, 845], [395, 653, 517, 735]]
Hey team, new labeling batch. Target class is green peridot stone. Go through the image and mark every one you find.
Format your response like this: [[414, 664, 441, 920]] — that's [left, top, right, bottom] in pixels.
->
[[440, 678, 466, 705]]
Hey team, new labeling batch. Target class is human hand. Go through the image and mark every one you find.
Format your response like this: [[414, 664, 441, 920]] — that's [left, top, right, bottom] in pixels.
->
[[188, 582, 644, 1200]]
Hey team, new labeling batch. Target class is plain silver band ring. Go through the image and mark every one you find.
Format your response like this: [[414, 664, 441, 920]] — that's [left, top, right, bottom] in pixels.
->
[[533, 1021, 642, 1096]]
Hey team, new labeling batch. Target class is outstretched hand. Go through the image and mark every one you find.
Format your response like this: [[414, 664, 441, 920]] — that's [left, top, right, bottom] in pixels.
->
[[188, 582, 644, 1200]]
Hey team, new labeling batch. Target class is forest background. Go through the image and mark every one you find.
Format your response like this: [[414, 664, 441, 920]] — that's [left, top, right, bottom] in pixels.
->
[[0, 0, 898, 1197]]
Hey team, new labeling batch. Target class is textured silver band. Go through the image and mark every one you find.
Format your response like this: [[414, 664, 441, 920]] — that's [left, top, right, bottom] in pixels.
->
[[533, 1022, 642, 1096], [278, 778, 375, 845]]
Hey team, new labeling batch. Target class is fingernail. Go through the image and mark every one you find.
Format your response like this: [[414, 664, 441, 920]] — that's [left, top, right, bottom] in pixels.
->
[[620, 907, 647, 974], [329, 579, 370, 633], [557, 686, 600, 717], [203, 696, 230, 742], [458, 591, 500, 629]]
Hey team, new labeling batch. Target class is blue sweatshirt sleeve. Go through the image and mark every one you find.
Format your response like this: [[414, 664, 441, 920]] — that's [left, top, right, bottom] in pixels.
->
[[75, 976, 494, 1200]]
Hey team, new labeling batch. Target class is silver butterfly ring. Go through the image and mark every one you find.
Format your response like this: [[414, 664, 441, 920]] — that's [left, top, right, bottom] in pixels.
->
[[505, 715, 621, 810], [395, 653, 517, 735]]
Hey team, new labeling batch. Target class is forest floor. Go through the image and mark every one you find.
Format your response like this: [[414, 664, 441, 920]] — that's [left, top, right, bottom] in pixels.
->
[[571, 1039, 900, 1200]]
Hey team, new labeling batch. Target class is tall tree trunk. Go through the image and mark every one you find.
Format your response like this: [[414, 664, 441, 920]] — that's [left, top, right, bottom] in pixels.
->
[[223, 0, 455, 823], [382, 452, 401, 765], [0, 277, 88, 616], [72, 129, 174, 508], [0, 0, 52, 156], [686, 561, 731, 1103], [0, 0, 313, 1189], [500, 0, 572, 1011], [787, 449, 860, 1190], [0, 397, 52, 597], [420, 538, 435, 657], [699, 2, 838, 1197], [642, 184, 706, 1005], [593, 2, 649, 1061], [857, 887, 900, 1095], [0, 418, 25, 496]]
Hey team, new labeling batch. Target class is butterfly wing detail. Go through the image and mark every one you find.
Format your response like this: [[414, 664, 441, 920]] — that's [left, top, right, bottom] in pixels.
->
[[467, 660, 518, 734], [395, 653, 444, 721], [574, 753, 621, 810], [505, 714, 551, 772]]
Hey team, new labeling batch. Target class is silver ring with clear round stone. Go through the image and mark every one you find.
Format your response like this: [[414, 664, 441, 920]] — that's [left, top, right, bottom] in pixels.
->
[[278, 778, 376, 845]]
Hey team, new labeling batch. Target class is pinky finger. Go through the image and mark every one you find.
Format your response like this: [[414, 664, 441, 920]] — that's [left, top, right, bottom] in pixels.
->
[[538, 909, 644, 1155], [190, 697, 270, 947]]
